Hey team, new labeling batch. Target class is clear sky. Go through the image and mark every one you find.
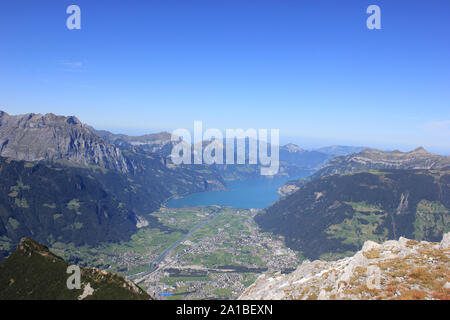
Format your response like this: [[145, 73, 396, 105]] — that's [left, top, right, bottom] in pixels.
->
[[1, 0, 449, 154]]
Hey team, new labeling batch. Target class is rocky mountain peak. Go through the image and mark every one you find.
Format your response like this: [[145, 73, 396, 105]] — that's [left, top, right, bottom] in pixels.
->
[[411, 146, 428, 154], [282, 143, 305, 153], [0, 110, 129, 172]]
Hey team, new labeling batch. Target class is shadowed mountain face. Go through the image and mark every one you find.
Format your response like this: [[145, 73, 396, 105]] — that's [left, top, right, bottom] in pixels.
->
[[0, 238, 150, 300], [256, 170, 450, 260], [0, 157, 138, 257], [0, 111, 129, 173]]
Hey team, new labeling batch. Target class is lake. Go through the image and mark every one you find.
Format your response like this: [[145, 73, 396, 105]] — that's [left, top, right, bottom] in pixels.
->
[[167, 172, 311, 209]]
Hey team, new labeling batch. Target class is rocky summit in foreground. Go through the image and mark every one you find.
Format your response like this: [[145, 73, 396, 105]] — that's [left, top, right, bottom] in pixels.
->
[[239, 233, 450, 300], [0, 238, 150, 300]]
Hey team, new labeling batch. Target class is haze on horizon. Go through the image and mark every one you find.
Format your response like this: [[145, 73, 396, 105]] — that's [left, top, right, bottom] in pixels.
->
[[1, 0, 449, 154]]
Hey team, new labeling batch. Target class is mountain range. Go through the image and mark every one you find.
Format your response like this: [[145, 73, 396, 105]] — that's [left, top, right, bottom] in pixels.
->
[[0, 110, 341, 178], [1, 109, 448, 300], [0, 110, 353, 260]]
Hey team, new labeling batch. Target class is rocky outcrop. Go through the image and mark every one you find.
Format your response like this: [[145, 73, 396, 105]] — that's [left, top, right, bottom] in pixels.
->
[[277, 183, 300, 197], [0, 111, 129, 172], [239, 233, 450, 300], [441, 233, 450, 250]]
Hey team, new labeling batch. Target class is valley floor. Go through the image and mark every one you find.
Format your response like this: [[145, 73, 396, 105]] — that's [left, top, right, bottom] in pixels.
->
[[51, 206, 301, 300]]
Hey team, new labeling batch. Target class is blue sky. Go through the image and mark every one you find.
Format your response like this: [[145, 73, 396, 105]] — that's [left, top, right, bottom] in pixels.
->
[[0, 0, 449, 154]]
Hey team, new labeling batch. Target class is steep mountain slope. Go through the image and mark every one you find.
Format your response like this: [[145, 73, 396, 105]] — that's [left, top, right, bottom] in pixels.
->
[[0, 111, 129, 172], [256, 170, 450, 260], [280, 148, 450, 196], [0, 157, 138, 259], [239, 233, 450, 300], [0, 238, 150, 300]]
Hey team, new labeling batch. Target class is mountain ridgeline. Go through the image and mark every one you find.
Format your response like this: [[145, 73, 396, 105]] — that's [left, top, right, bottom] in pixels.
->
[[279, 147, 450, 196], [313, 147, 450, 176], [0, 111, 336, 179]]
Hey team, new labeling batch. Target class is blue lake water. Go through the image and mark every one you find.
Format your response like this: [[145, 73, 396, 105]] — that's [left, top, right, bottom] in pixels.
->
[[167, 172, 311, 209]]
